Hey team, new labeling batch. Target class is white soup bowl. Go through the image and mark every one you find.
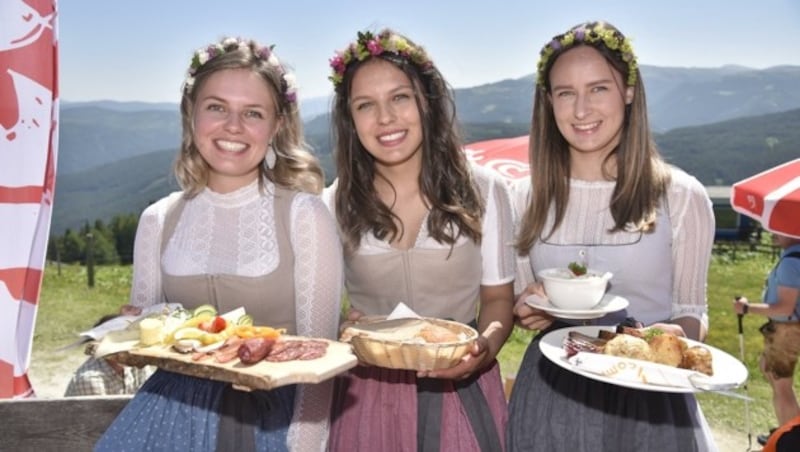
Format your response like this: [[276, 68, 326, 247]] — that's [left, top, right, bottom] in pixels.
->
[[536, 268, 613, 310]]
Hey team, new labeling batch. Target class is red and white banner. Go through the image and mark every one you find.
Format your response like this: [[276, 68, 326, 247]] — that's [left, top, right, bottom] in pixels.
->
[[731, 159, 800, 240], [464, 135, 530, 181], [0, 0, 58, 398]]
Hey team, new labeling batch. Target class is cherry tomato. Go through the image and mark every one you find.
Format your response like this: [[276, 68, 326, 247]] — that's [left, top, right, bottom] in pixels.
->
[[198, 316, 227, 334]]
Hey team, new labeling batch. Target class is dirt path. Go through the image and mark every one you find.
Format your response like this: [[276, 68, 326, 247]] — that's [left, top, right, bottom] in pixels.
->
[[709, 422, 760, 452], [28, 346, 87, 398]]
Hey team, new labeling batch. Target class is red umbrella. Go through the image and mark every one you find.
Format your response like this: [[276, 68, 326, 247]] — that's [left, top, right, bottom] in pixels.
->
[[731, 158, 800, 239], [464, 135, 530, 181]]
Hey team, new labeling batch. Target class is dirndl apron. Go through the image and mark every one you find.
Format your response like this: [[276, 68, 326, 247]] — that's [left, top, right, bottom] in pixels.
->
[[507, 204, 717, 452], [328, 238, 508, 452]]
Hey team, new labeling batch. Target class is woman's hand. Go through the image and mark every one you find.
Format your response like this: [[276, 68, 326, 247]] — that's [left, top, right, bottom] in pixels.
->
[[338, 308, 364, 335], [513, 283, 554, 331], [417, 321, 501, 380]]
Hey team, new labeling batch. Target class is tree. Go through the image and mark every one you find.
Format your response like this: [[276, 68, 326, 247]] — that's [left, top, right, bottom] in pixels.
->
[[60, 228, 85, 263], [110, 213, 138, 264]]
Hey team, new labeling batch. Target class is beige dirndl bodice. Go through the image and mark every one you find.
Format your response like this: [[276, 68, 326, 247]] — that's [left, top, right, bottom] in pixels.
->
[[345, 239, 481, 324], [159, 187, 298, 334]]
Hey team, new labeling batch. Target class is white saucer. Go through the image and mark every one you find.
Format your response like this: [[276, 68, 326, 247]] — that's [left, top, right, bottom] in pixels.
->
[[524, 293, 629, 320]]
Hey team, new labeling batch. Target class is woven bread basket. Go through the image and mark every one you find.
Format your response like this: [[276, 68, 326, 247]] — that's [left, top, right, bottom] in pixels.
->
[[341, 317, 479, 371]]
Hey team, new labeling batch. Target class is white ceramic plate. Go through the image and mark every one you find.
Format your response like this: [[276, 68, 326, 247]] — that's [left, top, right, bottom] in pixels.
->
[[525, 293, 629, 319], [539, 326, 748, 393]]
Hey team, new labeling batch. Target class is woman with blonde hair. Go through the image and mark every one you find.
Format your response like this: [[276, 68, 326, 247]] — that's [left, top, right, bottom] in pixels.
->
[[96, 36, 342, 452]]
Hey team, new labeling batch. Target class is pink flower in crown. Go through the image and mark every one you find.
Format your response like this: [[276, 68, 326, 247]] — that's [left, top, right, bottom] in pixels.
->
[[329, 53, 346, 74], [366, 39, 383, 56]]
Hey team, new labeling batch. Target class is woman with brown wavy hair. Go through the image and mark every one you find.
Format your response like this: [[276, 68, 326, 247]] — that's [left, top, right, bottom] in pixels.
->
[[323, 28, 515, 451]]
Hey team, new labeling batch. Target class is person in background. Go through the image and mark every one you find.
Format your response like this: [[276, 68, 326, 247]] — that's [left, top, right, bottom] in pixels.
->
[[95, 36, 342, 452], [733, 232, 800, 446], [64, 314, 153, 397], [507, 21, 717, 451], [323, 28, 515, 451]]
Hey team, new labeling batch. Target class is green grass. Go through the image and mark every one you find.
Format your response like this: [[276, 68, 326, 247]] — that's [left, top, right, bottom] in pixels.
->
[[34, 264, 131, 350], [34, 249, 798, 437]]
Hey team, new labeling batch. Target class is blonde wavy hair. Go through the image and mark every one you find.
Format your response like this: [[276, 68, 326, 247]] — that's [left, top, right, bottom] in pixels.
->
[[174, 37, 323, 197]]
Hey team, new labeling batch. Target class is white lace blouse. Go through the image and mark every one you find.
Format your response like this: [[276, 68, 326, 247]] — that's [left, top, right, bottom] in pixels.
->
[[512, 166, 714, 327], [128, 178, 342, 452]]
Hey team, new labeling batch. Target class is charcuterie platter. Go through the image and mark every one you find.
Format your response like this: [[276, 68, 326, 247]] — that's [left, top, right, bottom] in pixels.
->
[[107, 337, 356, 391], [91, 304, 357, 391]]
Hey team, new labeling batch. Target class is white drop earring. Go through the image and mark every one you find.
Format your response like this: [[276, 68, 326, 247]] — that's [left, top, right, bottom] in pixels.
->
[[265, 143, 276, 169]]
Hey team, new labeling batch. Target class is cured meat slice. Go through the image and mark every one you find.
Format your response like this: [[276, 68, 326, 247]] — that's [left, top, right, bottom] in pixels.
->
[[238, 338, 275, 364]]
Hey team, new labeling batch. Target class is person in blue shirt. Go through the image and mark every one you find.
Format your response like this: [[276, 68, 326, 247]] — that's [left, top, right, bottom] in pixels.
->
[[734, 232, 800, 445]]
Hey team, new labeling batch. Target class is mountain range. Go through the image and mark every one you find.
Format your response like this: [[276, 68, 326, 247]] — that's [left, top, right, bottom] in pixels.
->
[[52, 64, 800, 234]]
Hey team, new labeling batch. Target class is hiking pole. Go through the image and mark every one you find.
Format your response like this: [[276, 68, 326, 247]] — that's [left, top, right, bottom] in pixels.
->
[[736, 296, 753, 452]]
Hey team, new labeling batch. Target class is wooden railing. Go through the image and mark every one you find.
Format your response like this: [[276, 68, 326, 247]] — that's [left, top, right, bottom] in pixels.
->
[[0, 395, 130, 452]]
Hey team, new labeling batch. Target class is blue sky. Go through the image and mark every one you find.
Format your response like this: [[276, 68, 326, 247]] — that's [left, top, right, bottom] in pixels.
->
[[59, 0, 800, 103]]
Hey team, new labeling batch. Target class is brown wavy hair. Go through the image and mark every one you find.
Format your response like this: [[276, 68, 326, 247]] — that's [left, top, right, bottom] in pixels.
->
[[517, 21, 671, 254], [174, 38, 323, 197], [330, 28, 483, 254]]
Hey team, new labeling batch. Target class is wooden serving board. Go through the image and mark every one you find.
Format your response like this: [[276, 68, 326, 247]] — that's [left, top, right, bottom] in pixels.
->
[[107, 338, 357, 391]]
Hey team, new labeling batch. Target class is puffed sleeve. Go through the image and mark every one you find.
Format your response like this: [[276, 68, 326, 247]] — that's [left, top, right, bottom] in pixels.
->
[[472, 164, 515, 286], [286, 192, 344, 452], [321, 179, 338, 214]]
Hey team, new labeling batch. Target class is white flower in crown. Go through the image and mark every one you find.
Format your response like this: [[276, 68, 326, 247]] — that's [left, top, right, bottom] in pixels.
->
[[386, 34, 404, 52], [282, 72, 297, 104], [267, 53, 280, 67], [196, 49, 210, 65]]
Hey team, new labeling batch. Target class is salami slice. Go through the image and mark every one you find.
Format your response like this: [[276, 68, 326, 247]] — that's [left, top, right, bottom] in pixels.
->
[[262, 339, 328, 362]]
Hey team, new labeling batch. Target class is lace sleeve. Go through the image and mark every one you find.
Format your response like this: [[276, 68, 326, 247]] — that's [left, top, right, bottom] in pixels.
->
[[667, 169, 714, 328], [129, 194, 181, 308], [286, 193, 343, 452], [477, 169, 516, 285]]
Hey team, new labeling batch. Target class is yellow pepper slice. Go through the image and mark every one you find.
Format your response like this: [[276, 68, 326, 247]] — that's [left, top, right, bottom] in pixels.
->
[[233, 325, 285, 340]]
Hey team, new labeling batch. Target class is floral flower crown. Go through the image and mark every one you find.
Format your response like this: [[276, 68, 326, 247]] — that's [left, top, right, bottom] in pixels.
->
[[536, 22, 638, 88], [328, 29, 433, 87], [183, 37, 298, 104]]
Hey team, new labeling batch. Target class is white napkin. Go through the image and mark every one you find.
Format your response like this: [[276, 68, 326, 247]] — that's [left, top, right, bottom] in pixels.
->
[[567, 351, 713, 389], [386, 302, 422, 320], [79, 303, 183, 341]]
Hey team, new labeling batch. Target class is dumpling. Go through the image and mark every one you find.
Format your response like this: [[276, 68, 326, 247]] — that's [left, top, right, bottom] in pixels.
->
[[648, 333, 687, 367], [603, 334, 653, 362], [681, 346, 714, 376]]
